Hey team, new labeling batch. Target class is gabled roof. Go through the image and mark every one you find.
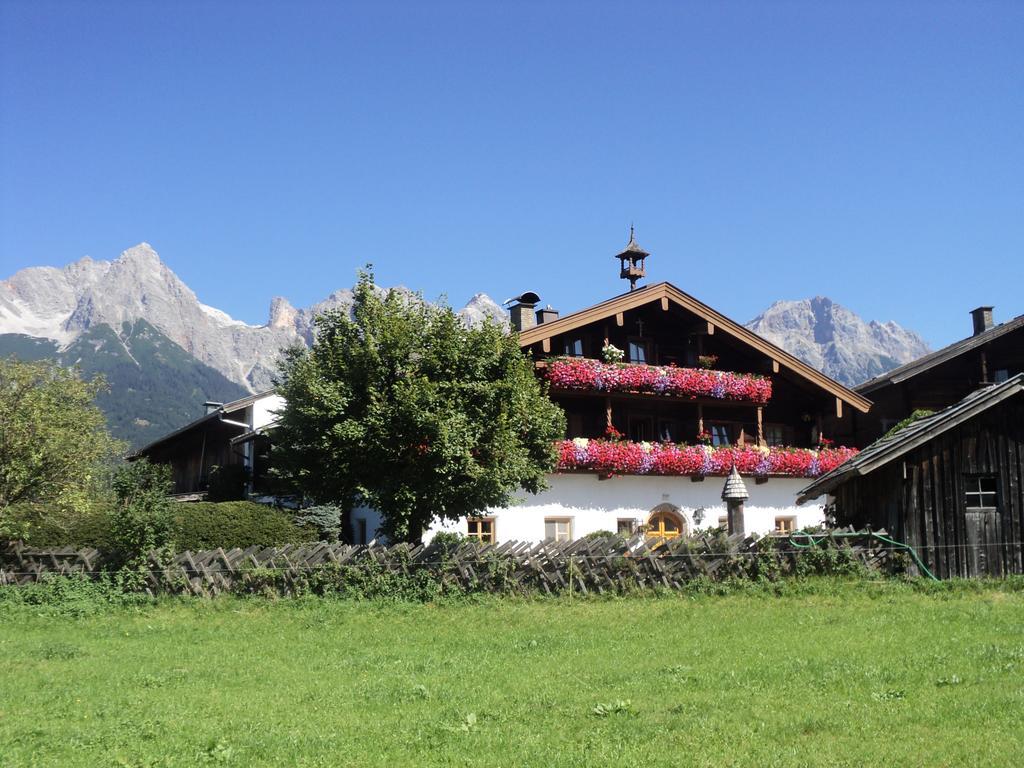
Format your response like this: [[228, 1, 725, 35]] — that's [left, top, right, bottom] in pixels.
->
[[130, 390, 275, 458], [517, 281, 872, 413], [856, 313, 1024, 393], [798, 373, 1024, 502]]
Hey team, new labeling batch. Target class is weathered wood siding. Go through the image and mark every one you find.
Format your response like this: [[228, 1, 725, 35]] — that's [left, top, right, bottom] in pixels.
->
[[835, 399, 1024, 578]]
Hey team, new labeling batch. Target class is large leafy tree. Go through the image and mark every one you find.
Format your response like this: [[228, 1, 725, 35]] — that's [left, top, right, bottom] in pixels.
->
[[0, 358, 123, 537], [272, 269, 566, 542]]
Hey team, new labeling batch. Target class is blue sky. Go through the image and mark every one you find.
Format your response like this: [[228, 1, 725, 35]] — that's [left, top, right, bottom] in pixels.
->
[[1, 0, 1021, 347]]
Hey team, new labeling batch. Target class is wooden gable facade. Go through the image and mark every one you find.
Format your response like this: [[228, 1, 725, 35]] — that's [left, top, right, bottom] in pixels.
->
[[854, 310, 1024, 444], [800, 375, 1024, 578], [132, 392, 278, 498], [516, 282, 871, 452]]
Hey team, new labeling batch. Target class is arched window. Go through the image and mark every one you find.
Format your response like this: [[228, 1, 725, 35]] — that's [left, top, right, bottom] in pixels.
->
[[646, 504, 687, 540]]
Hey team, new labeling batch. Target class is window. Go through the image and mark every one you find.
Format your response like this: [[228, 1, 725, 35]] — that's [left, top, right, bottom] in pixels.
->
[[563, 337, 584, 357], [708, 423, 732, 447], [964, 476, 998, 510], [647, 505, 686, 540], [628, 340, 648, 364], [994, 369, 1009, 383], [775, 516, 796, 534], [617, 518, 638, 536], [658, 419, 678, 443], [566, 413, 584, 438], [629, 416, 654, 442], [467, 517, 496, 543], [545, 518, 573, 542], [764, 424, 787, 447], [356, 518, 368, 545]]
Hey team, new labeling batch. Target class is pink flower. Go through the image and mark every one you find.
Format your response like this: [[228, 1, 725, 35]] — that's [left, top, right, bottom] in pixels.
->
[[555, 440, 857, 478], [546, 358, 772, 404]]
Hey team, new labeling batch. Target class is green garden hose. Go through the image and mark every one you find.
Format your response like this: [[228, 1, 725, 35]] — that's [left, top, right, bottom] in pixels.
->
[[787, 530, 939, 582]]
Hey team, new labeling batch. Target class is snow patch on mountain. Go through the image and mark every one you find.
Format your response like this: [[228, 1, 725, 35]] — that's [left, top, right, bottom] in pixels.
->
[[0, 243, 507, 392]]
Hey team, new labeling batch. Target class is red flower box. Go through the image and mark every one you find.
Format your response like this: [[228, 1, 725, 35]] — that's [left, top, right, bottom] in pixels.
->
[[546, 358, 772, 404], [557, 439, 857, 479]]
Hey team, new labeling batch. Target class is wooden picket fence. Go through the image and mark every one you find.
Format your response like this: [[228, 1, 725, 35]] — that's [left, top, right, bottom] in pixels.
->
[[0, 527, 904, 597]]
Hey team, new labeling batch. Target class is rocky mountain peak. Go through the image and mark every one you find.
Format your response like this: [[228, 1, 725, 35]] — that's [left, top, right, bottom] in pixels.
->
[[458, 293, 506, 327], [268, 296, 298, 330], [746, 298, 931, 387], [118, 242, 161, 265], [1, 244, 518, 392]]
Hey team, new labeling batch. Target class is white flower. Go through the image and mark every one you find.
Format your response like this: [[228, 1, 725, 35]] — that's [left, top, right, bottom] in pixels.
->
[[572, 437, 590, 449]]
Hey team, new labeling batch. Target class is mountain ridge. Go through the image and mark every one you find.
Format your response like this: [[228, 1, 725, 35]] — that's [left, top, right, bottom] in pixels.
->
[[1, 243, 507, 392], [1, 244, 933, 446], [745, 296, 931, 387]]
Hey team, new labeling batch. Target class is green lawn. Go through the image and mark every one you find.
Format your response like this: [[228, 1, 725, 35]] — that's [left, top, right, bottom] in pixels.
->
[[1, 581, 1023, 767]]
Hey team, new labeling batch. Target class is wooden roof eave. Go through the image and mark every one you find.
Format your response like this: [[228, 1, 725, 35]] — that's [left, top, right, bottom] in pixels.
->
[[798, 374, 1024, 502], [518, 282, 872, 414]]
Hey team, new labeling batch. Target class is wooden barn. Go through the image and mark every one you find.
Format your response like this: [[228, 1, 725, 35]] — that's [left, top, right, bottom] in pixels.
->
[[799, 374, 1024, 578], [131, 392, 283, 499]]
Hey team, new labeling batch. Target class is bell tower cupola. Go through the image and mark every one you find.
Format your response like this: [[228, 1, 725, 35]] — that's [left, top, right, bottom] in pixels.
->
[[616, 225, 649, 291]]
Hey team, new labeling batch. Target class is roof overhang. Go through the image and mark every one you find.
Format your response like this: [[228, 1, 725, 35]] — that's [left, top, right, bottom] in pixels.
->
[[129, 390, 276, 458], [517, 282, 872, 414], [799, 374, 1024, 502], [856, 314, 1024, 393]]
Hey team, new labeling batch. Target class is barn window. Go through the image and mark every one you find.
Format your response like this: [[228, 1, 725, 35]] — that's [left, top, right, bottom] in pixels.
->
[[467, 517, 496, 543], [964, 476, 998, 510]]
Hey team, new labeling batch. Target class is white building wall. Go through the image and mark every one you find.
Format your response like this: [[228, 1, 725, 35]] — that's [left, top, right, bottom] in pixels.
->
[[350, 473, 825, 544], [251, 394, 285, 430]]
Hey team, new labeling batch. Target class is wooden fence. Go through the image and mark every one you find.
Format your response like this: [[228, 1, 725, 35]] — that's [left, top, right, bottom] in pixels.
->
[[0, 528, 906, 597]]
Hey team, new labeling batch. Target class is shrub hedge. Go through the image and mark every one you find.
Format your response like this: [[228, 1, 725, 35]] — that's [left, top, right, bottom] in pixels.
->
[[172, 502, 312, 551], [11, 501, 311, 552]]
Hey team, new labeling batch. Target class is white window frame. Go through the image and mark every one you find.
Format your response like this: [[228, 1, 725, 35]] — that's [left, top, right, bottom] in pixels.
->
[[964, 475, 998, 510]]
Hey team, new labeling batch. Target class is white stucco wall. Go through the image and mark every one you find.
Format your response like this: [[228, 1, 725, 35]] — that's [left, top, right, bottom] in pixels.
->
[[350, 473, 825, 544], [251, 394, 285, 430]]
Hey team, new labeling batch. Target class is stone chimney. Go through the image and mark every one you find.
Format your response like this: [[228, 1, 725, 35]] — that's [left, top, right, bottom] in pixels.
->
[[970, 306, 994, 336], [536, 305, 559, 325], [505, 292, 541, 332]]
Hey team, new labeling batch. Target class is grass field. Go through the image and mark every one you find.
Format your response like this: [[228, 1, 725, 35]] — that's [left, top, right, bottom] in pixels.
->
[[2, 580, 1023, 767]]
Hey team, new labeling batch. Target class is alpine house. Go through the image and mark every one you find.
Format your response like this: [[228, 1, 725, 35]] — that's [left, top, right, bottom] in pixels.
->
[[357, 231, 870, 544]]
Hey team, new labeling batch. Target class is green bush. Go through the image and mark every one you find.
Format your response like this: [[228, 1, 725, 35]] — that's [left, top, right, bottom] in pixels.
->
[[172, 501, 312, 551], [5, 502, 115, 550]]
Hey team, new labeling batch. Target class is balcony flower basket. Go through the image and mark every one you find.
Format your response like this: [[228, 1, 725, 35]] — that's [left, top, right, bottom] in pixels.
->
[[546, 358, 772, 405], [558, 439, 857, 479]]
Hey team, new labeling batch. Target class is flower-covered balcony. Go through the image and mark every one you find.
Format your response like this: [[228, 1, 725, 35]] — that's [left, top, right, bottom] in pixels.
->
[[557, 438, 857, 479], [545, 357, 772, 405]]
